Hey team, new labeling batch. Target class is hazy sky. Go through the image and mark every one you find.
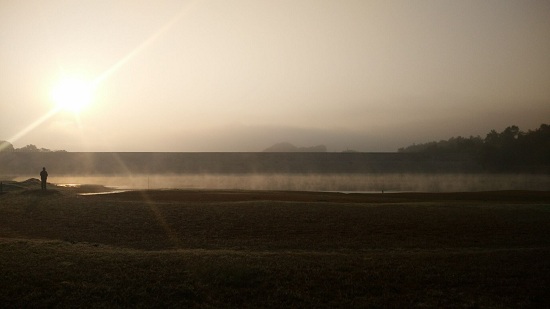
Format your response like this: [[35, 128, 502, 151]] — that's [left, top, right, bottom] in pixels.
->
[[1, 0, 549, 152]]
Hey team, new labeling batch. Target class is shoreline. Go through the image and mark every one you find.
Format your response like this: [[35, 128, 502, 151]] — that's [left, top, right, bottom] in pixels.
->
[[75, 188, 550, 204], [5, 172, 550, 193], [2, 178, 550, 203]]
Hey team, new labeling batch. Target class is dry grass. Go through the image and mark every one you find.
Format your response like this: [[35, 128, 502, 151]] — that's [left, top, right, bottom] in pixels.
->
[[0, 187, 549, 308]]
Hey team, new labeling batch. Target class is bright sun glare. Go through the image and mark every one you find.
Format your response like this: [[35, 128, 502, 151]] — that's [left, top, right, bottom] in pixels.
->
[[51, 77, 94, 114]]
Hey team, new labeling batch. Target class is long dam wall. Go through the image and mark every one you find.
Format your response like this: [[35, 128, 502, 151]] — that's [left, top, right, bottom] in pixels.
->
[[1, 152, 481, 177]]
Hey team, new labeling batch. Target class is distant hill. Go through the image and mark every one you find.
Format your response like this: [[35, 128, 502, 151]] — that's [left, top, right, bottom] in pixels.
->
[[263, 142, 327, 152]]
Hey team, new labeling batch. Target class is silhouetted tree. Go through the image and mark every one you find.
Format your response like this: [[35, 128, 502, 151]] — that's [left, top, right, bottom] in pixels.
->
[[15, 144, 39, 152], [399, 136, 483, 155], [481, 126, 521, 169], [399, 124, 550, 172], [0, 141, 14, 152], [520, 124, 550, 167], [10, 144, 59, 152]]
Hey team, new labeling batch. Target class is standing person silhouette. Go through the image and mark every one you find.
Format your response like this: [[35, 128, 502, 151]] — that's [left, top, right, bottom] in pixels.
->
[[40, 167, 48, 190]]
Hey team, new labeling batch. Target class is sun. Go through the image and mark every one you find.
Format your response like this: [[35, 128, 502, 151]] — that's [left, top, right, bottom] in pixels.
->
[[51, 77, 94, 114]]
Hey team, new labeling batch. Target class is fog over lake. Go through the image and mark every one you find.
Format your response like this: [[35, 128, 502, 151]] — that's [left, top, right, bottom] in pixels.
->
[[23, 173, 550, 193]]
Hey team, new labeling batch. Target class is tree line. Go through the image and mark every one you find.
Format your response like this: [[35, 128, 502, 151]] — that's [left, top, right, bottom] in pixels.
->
[[398, 124, 550, 171], [0, 141, 66, 153]]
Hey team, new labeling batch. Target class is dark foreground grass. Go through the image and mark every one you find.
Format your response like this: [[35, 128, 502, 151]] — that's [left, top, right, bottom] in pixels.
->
[[1, 239, 549, 308], [0, 189, 549, 308]]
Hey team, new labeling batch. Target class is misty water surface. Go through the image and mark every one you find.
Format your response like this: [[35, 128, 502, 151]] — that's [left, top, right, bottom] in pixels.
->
[[22, 173, 550, 192]]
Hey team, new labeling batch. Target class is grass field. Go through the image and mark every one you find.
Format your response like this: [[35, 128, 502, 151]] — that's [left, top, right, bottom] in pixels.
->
[[1, 181, 549, 307]]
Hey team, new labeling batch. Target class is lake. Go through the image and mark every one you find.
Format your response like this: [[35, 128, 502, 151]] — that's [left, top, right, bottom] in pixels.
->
[[21, 173, 550, 192]]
